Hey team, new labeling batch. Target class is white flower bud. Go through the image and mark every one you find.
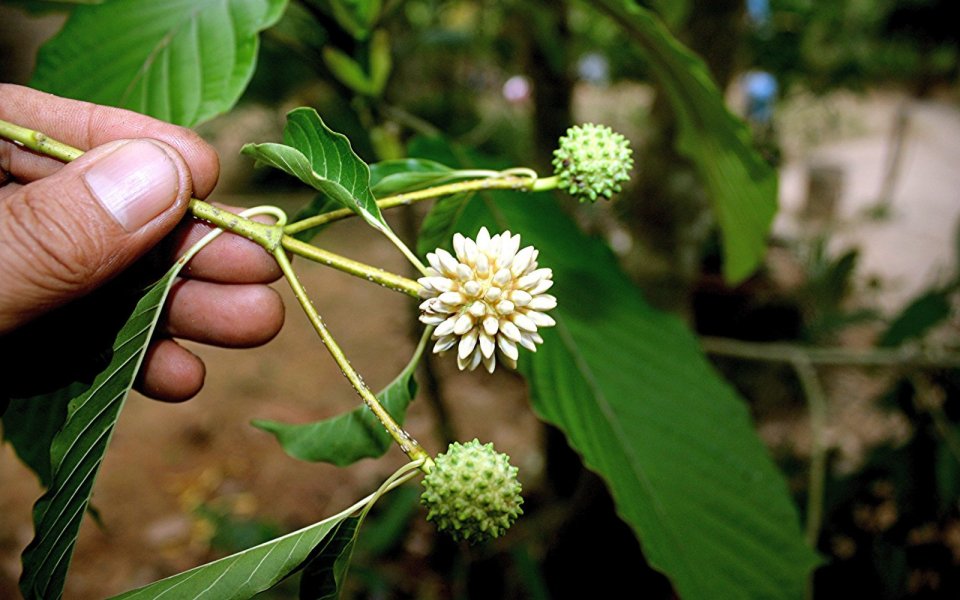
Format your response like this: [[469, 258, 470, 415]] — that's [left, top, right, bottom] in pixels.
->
[[417, 227, 557, 372]]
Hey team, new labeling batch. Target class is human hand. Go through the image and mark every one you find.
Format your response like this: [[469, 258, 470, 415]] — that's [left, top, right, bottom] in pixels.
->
[[0, 84, 284, 402]]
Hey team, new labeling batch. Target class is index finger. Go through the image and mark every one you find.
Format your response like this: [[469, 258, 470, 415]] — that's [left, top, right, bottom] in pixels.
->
[[0, 84, 219, 198]]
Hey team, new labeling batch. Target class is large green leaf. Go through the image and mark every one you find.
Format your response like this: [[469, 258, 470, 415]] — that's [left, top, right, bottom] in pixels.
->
[[15, 214, 257, 599], [415, 193, 471, 258], [253, 329, 428, 466], [447, 192, 818, 599], [18, 262, 185, 600], [2, 384, 81, 487], [298, 517, 361, 600], [30, 0, 287, 127], [595, 0, 778, 283], [110, 460, 422, 599], [369, 158, 455, 196], [242, 108, 388, 233], [111, 517, 356, 600]]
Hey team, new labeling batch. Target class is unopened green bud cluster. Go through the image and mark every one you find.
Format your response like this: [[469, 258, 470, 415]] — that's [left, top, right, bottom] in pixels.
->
[[420, 439, 523, 543], [552, 123, 633, 202]]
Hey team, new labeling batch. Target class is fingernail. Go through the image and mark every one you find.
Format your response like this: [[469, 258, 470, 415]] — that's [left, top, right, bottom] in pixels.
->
[[84, 140, 180, 232]]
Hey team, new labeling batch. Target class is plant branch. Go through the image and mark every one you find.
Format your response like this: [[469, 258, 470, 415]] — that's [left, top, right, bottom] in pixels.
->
[[272, 246, 432, 468], [791, 355, 828, 549], [282, 235, 421, 297], [0, 118, 83, 162], [189, 200, 284, 250], [701, 336, 960, 369], [284, 173, 559, 236], [0, 117, 424, 297]]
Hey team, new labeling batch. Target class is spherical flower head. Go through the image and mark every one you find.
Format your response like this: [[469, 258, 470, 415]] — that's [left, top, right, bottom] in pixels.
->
[[418, 227, 557, 373], [552, 123, 633, 202], [421, 439, 523, 544]]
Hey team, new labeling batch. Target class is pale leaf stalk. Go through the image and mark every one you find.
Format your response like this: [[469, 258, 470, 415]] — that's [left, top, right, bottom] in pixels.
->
[[272, 246, 431, 467], [382, 226, 429, 276], [284, 173, 560, 235], [0, 117, 421, 297]]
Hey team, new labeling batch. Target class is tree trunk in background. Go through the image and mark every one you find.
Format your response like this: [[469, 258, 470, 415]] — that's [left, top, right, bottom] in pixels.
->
[[521, 1, 574, 173]]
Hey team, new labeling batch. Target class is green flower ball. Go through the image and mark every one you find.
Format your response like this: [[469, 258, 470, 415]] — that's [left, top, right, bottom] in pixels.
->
[[552, 123, 633, 202], [421, 439, 523, 543]]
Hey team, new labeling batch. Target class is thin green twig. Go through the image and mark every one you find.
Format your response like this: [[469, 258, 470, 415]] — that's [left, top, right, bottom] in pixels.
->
[[282, 236, 421, 297], [701, 336, 960, 368], [0, 118, 83, 162], [284, 174, 559, 236], [272, 245, 431, 467], [791, 355, 828, 548]]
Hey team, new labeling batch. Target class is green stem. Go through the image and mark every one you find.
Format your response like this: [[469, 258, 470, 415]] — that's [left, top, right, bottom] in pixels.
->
[[701, 336, 960, 369], [284, 174, 560, 236], [0, 117, 422, 295], [189, 199, 283, 250], [282, 235, 421, 297], [1, 115, 434, 466], [0, 118, 83, 162], [272, 246, 431, 466], [791, 355, 827, 549]]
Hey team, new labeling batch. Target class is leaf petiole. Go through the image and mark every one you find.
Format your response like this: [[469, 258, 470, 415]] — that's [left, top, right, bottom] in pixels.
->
[[284, 171, 559, 236]]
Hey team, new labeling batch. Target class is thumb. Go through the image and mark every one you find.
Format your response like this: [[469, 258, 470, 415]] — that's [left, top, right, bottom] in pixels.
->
[[0, 139, 194, 333]]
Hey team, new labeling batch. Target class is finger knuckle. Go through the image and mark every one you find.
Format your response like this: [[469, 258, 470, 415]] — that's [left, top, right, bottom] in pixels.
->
[[1, 188, 111, 291]]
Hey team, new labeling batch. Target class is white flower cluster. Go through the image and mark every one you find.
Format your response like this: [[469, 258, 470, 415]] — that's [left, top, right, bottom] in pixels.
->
[[418, 227, 557, 372]]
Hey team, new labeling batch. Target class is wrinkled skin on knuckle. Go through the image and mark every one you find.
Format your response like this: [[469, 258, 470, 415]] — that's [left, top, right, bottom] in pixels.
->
[[0, 185, 114, 296]]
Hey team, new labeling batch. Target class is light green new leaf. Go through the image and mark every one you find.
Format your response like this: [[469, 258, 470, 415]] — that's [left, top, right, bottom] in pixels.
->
[[328, 0, 381, 40], [320, 29, 391, 97], [450, 193, 819, 600], [322, 46, 377, 96], [253, 329, 427, 466], [368, 29, 392, 96], [242, 108, 388, 233], [18, 262, 185, 600], [30, 0, 288, 127], [596, 0, 778, 283]]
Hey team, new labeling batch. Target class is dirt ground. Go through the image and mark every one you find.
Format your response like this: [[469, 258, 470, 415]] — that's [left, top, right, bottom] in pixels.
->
[[0, 207, 543, 599]]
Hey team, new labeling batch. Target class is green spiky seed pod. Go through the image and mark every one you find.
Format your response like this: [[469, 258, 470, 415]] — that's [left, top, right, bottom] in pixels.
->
[[552, 123, 633, 202], [421, 439, 523, 543]]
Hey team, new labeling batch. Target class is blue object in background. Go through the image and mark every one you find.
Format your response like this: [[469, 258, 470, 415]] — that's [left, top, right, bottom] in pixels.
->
[[746, 0, 771, 27], [743, 70, 778, 124]]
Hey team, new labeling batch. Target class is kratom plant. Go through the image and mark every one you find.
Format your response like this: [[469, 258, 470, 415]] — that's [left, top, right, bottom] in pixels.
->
[[0, 111, 625, 595], [1, 1, 823, 600]]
